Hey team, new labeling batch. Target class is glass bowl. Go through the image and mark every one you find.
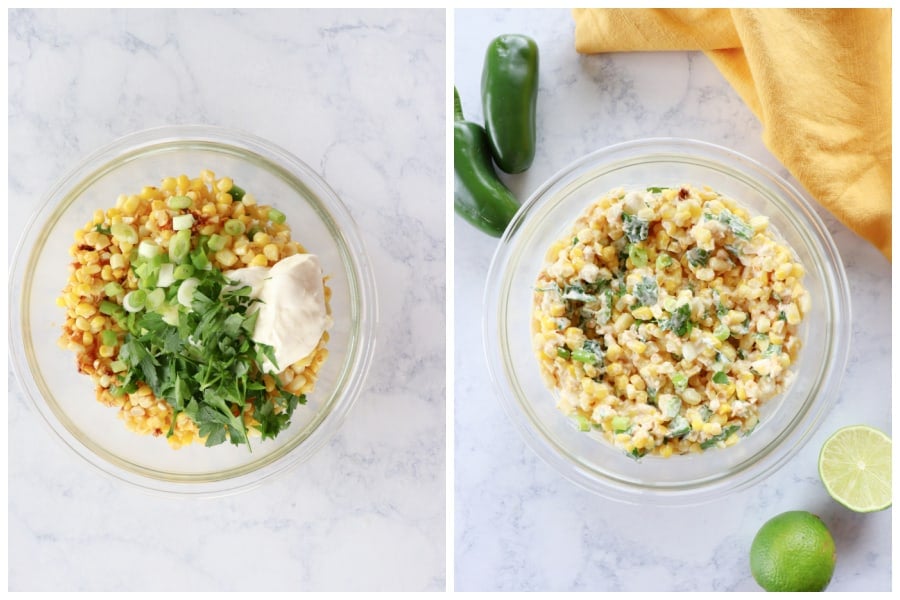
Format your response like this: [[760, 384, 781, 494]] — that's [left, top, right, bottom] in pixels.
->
[[484, 138, 851, 505], [9, 125, 378, 497]]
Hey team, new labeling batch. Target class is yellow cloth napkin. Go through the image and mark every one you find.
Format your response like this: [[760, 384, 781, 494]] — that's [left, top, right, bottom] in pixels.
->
[[573, 8, 892, 261]]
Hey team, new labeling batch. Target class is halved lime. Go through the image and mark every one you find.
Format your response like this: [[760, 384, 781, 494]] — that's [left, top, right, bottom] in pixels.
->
[[818, 425, 892, 512]]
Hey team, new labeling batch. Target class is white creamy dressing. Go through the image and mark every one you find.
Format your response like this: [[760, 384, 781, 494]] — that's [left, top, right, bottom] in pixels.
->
[[225, 253, 331, 373]]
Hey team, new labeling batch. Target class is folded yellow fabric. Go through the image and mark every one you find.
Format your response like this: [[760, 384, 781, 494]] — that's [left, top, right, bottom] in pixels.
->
[[573, 8, 892, 261]]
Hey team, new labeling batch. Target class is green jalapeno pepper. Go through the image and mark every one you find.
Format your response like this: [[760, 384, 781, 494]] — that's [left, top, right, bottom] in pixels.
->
[[454, 87, 520, 237], [481, 34, 539, 174]]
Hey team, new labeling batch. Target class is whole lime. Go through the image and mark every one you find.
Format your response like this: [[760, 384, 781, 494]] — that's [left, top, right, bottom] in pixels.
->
[[749, 510, 836, 592]]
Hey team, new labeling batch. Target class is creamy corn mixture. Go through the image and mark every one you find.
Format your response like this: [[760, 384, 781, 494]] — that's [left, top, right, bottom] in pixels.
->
[[532, 185, 809, 458], [58, 171, 330, 448]]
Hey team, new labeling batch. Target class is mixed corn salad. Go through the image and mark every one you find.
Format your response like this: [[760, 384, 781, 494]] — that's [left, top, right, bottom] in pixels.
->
[[532, 185, 809, 458], [57, 171, 330, 449]]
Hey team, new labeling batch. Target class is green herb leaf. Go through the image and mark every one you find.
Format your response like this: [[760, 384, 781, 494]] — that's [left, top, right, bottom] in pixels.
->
[[661, 303, 693, 337], [686, 247, 709, 267], [700, 425, 741, 449], [621, 212, 650, 243], [633, 276, 658, 307]]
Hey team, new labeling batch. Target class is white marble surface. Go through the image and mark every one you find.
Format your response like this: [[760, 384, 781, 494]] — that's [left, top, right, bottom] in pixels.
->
[[453, 9, 891, 592], [8, 9, 445, 591]]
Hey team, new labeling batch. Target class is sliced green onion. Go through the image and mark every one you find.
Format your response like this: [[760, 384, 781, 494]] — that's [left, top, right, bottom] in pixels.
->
[[573, 414, 592, 432], [712, 371, 730, 385], [656, 253, 673, 270], [100, 329, 118, 347], [557, 347, 571, 360], [268, 208, 286, 224], [713, 323, 731, 341], [611, 416, 631, 433], [167, 195, 193, 209], [109, 360, 128, 373], [224, 219, 245, 236], [110, 223, 138, 244], [157, 263, 176, 288], [628, 244, 648, 267], [572, 348, 598, 364], [146, 288, 166, 311], [169, 230, 191, 263], [99, 300, 121, 316], [173, 264, 195, 280], [229, 185, 246, 202], [666, 415, 691, 439], [662, 395, 682, 419], [123, 290, 147, 313], [670, 372, 688, 391], [172, 213, 195, 231], [190, 246, 210, 270], [104, 282, 124, 297], [138, 240, 161, 259], [177, 277, 200, 308], [207, 234, 227, 252]]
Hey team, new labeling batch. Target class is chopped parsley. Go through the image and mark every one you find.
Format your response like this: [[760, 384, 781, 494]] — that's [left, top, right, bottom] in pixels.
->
[[621, 212, 650, 243], [686, 247, 709, 267], [717, 209, 753, 240], [632, 276, 658, 307], [562, 284, 597, 303], [661, 303, 693, 337], [700, 425, 741, 449], [109, 232, 304, 449]]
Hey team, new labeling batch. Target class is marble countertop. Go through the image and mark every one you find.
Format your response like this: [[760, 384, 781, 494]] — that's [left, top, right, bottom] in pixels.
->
[[453, 8, 891, 592], [8, 9, 445, 592]]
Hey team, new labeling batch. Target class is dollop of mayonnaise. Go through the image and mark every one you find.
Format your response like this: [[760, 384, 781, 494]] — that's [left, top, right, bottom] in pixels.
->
[[225, 253, 331, 373]]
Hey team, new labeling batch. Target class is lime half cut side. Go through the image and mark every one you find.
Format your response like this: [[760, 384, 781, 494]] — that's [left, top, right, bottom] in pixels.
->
[[818, 425, 892, 513]]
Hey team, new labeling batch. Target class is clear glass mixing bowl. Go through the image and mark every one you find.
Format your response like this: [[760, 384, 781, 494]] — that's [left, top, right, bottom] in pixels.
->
[[9, 125, 378, 497], [484, 138, 851, 505]]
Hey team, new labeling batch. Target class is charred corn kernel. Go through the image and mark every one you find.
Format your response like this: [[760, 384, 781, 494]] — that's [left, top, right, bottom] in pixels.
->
[[631, 306, 653, 321], [249, 253, 268, 267], [605, 343, 623, 362], [693, 226, 712, 246], [613, 313, 634, 333], [682, 388, 702, 405], [263, 244, 280, 262], [606, 362, 624, 377], [215, 249, 238, 267], [773, 263, 792, 281], [75, 302, 97, 318], [702, 422, 722, 435], [626, 340, 647, 355], [783, 303, 801, 325]]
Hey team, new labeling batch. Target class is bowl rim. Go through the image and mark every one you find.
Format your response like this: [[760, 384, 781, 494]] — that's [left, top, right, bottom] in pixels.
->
[[8, 124, 379, 497], [483, 137, 852, 506]]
